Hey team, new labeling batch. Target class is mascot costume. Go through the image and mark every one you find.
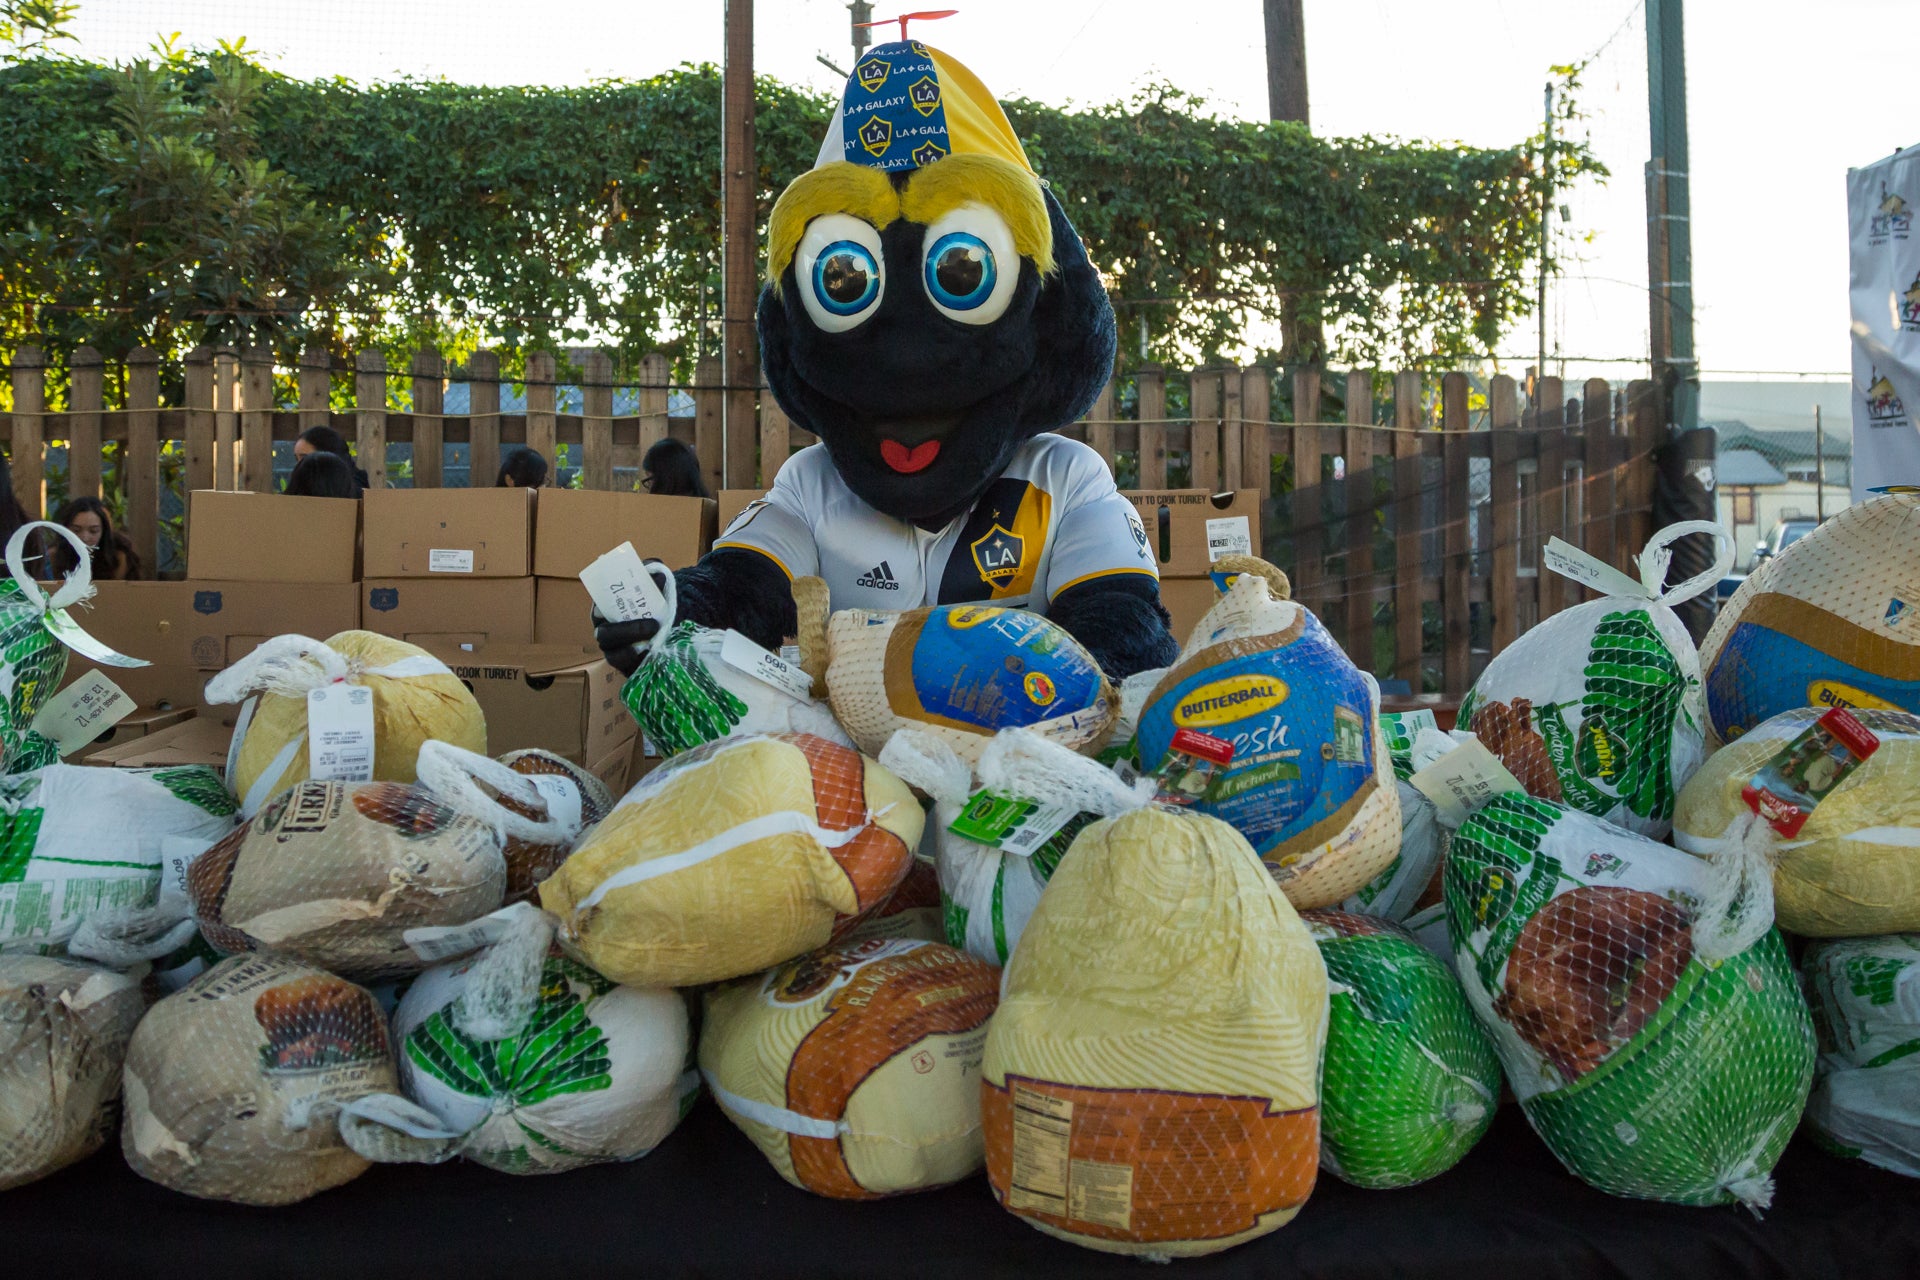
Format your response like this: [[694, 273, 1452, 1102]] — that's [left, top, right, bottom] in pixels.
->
[[596, 33, 1179, 680]]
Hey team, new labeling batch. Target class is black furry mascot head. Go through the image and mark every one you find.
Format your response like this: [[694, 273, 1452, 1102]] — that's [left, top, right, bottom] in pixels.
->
[[758, 38, 1117, 527]]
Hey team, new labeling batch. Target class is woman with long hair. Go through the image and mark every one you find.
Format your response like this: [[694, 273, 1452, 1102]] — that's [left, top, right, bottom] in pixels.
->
[[283, 451, 363, 500], [48, 496, 141, 581], [642, 437, 712, 499]]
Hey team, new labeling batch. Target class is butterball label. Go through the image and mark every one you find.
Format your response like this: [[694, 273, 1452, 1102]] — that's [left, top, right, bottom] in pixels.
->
[[1172, 675, 1288, 729]]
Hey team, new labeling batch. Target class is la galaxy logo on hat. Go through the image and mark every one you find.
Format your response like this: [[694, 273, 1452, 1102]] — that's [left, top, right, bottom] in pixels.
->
[[859, 116, 893, 158], [971, 524, 1025, 586], [856, 56, 890, 93], [909, 75, 941, 116], [911, 140, 947, 167]]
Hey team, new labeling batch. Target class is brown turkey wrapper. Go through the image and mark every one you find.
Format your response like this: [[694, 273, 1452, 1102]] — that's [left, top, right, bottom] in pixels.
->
[[1471, 697, 1564, 803], [497, 752, 612, 904], [1496, 884, 1690, 1081]]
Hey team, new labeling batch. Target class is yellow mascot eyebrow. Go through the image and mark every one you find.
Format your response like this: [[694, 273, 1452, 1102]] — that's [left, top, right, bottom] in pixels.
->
[[766, 163, 900, 289], [900, 154, 1055, 278]]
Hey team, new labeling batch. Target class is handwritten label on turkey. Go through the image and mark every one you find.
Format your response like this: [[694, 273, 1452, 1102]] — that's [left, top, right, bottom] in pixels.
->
[[30, 670, 133, 755], [1542, 538, 1651, 599], [579, 541, 669, 625], [1409, 735, 1524, 827], [307, 684, 375, 782]]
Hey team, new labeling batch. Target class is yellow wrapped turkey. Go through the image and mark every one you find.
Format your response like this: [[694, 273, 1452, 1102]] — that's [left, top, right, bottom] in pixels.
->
[[539, 733, 923, 988], [702, 937, 999, 1198], [1674, 705, 1920, 936], [979, 732, 1327, 1258], [205, 631, 486, 818]]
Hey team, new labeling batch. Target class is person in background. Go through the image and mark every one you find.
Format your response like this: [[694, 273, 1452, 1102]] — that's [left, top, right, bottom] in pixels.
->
[[48, 496, 141, 581], [496, 446, 549, 489], [294, 424, 371, 489], [643, 437, 711, 498], [283, 451, 362, 500], [0, 454, 34, 555]]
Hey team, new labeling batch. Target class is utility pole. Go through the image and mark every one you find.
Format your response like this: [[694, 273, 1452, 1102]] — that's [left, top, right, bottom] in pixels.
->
[[849, 2, 872, 62], [1814, 404, 1826, 521], [1261, 0, 1309, 124], [1262, 0, 1316, 365], [1646, 0, 1698, 432], [1538, 81, 1553, 395], [721, 0, 758, 489]]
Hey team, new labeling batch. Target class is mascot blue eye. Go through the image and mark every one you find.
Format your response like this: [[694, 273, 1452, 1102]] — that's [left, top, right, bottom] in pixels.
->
[[924, 233, 997, 311], [811, 242, 881, 317]]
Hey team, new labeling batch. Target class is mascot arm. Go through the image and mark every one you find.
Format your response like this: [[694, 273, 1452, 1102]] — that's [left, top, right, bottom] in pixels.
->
[[593, 549, 796, 677], [1047, 573, 1180, 681]]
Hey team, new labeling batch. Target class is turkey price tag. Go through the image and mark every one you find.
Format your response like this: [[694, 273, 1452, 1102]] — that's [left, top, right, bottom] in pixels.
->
[[307, 684, 375, 782], [1408, 735, 1525, 827], [580, 541, 669, 625], [1541, 537, 1652, 599], [1205, 516, 1253, 561], [720, 630, 814, 699], [29, 670, 133, 755], [948, 789, 1083, 858], [158, 836, 216, 899]]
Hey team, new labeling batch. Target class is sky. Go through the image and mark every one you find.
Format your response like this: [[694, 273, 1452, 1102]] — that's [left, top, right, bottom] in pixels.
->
[[66, 0, 1920, 389]]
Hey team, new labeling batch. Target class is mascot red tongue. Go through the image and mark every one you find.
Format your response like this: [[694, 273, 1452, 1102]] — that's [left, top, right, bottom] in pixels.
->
[[595, 26, 1179, 682]]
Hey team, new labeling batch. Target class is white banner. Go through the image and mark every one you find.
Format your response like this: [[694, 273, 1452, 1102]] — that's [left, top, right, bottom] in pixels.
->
[[1848, 146, 1920, 501]]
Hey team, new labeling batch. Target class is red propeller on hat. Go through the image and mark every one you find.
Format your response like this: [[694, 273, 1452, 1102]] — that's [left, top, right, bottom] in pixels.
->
[[857, 9, 959, 42]]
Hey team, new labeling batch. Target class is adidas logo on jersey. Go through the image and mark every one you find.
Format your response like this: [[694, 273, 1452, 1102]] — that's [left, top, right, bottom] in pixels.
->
[[857, 561, 902, 590]]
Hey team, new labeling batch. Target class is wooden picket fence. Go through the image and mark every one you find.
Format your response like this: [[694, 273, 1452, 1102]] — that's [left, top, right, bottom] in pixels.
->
[[0, 344, 1660, 696]]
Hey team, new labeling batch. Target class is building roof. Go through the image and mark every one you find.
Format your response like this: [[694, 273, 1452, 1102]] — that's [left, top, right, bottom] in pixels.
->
[[1715, 447, 1789, 487], [1708, 421, 1851, 465]]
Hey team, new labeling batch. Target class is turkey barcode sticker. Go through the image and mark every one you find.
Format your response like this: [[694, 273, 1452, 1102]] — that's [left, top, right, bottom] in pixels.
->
[[1407, 735, 1524, 827], [580, 541, 669, 625], [158, 835, 216, 899], [307, 683, 375, 781], [720, 630, 815, 700], [949, 789, 1081, 858], [1205, 516, 1253, 561], [1541, 537, 1652, 599], [29, 670, 133, 755]]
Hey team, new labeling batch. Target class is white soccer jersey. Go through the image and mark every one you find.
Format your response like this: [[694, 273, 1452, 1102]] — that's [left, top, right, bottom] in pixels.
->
[[714, 435, 1156, 615]]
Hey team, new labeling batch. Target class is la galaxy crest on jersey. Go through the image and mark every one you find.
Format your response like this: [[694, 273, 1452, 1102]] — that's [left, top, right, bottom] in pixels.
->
[[939, 477, 1051, 603], [971, 525, 1025, 586]]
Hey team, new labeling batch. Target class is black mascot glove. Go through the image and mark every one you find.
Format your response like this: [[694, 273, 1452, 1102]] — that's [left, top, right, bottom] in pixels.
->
[[591, 560, 676, 678]]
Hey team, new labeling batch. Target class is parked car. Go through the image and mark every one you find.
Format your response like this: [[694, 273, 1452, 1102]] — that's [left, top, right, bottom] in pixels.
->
[[1717, 516, 1824, 604]]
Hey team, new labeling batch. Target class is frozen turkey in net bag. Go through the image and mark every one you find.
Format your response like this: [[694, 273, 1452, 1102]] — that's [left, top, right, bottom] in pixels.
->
[[337, 904, 697, 1175], [185, 777, 510, 982], [0, 763, 235, 955], [487, 749, 613, 904], [1674, 706, 1920, 937], [982, 803, 1326, 1258], [206, 631, 486, 818], [1444, 793, 1814, 1208], [880, 726, 1151, 968], [120, 953, 399, 1205], [791, 576, 1117, 764], [1301, 910, 1499, 1189], [0, 956, 145, 1189], [1134, 562, 1400, 909], [1800, 934, 1920, 1177], [621, 616, 850, 758], [1701, 492, 1920, 743], [539, 733, 922, 988], [702, 937, 998, 1198], [1458, 522, 1734, 839]]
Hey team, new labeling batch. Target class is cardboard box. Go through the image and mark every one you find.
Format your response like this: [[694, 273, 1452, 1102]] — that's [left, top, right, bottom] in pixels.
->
[[363, 487, 534, 578], [57, 580, 363, 669], [1157, 577, 1220, 647], [72, 705, 196, 761], [188, 490, 360, 583], [587, 737, 636, 797], [534, 577, 597, 651], [429, 645, 635, 765], [1122, 489, 1262, 578], [717, 488, 767, 535], [532, 489, 714, 578], [81, 712, 233, 772], [362, 578, 535, 650]]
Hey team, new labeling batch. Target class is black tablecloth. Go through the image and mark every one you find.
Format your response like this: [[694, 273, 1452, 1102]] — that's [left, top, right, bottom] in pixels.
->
[[8, 1099, 1918, 1280]]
